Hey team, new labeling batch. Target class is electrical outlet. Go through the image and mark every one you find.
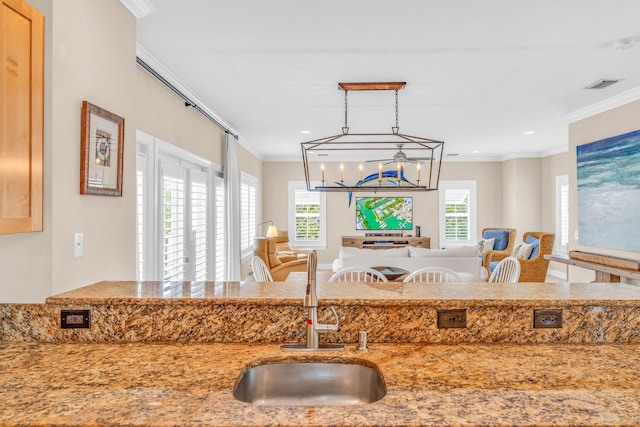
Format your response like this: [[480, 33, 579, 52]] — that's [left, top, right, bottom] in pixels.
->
[[533, 309, 563, 328], [437, 309, 467, 328], [61, 309, 91, 329]]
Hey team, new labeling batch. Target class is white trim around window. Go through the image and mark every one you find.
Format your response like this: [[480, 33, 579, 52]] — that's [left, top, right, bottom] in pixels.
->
[[288, 181, 327, 249], [438, 180, 477, 248]]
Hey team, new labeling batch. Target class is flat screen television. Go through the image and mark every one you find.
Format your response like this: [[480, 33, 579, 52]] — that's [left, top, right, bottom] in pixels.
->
[[355, 197, 413, 231]]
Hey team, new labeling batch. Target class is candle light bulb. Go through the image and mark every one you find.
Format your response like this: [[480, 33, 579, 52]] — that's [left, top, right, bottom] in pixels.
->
[[416, 162, 421, 182], [359, 164, 363, 181], [378, 162, 382, 180], [340, 163, 344, 182], [321, 163, 325, 181]]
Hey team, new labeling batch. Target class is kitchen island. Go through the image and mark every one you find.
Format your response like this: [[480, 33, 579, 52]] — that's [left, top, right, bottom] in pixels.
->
[[2, 279, 640, 425], [1, 341, 640, 426]]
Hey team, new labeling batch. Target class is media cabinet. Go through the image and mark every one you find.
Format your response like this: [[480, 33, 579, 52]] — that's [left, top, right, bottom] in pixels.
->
[[342, 235, 430, 249]]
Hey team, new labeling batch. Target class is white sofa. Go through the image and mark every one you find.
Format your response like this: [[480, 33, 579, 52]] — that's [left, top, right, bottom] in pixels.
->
[[332, 245, 482, 276]]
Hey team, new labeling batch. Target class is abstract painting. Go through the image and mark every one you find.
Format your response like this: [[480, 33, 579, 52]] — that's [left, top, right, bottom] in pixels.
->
[[577, 129, 640, 252]]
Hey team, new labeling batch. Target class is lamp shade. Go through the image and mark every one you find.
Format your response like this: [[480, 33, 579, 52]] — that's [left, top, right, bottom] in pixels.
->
[[266, 225, 279, 238]]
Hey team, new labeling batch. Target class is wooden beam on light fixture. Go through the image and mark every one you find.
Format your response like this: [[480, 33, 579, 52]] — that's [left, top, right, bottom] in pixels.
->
[[338, 82, 406, 91]]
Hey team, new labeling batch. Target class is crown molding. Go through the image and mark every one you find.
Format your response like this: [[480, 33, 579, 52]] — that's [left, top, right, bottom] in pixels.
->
[[136, 43, 241, 138], [563, 85, 640, 124], [118, 0, 156, 19]]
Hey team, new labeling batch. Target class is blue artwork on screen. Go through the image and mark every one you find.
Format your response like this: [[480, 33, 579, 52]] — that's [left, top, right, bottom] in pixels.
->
[[576, 129, 640, 251]]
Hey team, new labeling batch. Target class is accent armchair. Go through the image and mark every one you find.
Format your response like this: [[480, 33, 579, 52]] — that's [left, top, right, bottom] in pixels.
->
[[480, 228, 517, 273], [517, 232, 555, 282], [253, 237, 307, 281], [485, 231, 555, 282], [272, 230, 309, 263]]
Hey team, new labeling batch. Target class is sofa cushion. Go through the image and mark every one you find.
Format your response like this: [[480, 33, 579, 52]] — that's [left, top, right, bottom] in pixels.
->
[[525, 235, 540, 259], [511, 242, 534, 260], [482, 229, 510, 251], [339, 246, 409, 259], [409, 245, 478, 258], [478, 238, 495, 257]]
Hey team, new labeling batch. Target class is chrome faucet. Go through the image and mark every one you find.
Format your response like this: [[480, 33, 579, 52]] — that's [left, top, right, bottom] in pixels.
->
[[282, 251, 344, 352]]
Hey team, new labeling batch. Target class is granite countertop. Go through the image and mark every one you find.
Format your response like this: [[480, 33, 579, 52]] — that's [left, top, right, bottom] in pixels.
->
[[46, 280, 640, 306], [2, 341, 640, 426]]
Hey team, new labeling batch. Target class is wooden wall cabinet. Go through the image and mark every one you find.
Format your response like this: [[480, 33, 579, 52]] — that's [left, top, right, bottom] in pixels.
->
[[0, 0, 44, 234]]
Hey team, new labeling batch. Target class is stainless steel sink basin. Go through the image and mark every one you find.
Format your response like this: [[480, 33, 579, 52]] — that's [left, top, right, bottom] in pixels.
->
[[233, 361, 386, 406]]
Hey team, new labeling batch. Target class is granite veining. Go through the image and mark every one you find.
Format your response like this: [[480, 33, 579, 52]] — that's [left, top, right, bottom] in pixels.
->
[[1, 341, 640, 426], [2, 280, 640, 343]]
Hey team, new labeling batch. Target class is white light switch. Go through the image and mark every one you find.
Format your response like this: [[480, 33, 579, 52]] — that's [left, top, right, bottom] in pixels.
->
[[574, 230, 579, 240], [73, 233, 83, 258]]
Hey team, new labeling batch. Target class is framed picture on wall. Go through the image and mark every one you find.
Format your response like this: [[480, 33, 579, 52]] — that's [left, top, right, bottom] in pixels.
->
[[80, 101, 125, 196]]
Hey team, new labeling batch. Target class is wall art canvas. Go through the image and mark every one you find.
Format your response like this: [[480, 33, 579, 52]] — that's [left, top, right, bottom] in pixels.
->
[[577, 129, 640, 252]]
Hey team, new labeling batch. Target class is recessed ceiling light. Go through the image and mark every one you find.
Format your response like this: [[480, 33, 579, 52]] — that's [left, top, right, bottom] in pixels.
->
[[447, 153, 459, 157], [523, 131, 535, 135], [300, 130, 311, 134], [471, 150, 480, 154]]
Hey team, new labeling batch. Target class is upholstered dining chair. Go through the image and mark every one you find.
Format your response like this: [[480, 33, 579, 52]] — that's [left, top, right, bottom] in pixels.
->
[[403, 267, 462, 283], [488, 256, 521, 283], [329, 267, 388, 283], [250, 256, 273, 282]]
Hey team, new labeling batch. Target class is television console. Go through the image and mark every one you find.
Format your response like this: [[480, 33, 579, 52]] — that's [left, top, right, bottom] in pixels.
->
[[342, 235, 430, 250]]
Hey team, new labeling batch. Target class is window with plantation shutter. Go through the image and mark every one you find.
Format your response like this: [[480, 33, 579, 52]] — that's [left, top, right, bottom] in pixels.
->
[[288, 181, 326, 248], [556, 175, 569, 254], [438, 181, 477, 247], [240, 172, 257, 258], [161, 161, 187, 281], [190, 170, 208, 281], [136, 132, 221, 282]]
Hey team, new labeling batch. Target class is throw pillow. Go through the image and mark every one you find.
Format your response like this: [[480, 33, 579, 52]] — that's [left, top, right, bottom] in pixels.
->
[[524, 235, 540, 259], [478, 238, 495, 257], [483, 229, 510, 251], [511, 242, 533, 260]]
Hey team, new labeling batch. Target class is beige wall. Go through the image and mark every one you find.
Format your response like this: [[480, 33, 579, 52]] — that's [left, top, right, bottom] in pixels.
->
[[0, 0, 137, 302], [0, 0, 261, 301], [262, 160, 504, 265], [0, 0, 53, 302], [501, 158, 546, 241], [568, 99, 640, 282], [135, 69, 225, 164]]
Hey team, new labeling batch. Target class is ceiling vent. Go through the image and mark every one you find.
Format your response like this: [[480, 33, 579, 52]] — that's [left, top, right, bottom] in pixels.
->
[[584, 79, 621, 90]]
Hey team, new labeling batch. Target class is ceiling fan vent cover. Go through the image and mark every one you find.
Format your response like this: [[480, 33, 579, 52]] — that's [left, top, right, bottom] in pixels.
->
[[584, 79, 621, 90]]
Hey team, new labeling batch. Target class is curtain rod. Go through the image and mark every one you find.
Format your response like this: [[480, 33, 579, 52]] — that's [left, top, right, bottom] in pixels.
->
[[136, 56, 238, 140]]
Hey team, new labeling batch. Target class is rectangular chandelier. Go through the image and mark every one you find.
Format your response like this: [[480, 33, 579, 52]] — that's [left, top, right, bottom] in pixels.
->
[[300, 82, 444, 192]]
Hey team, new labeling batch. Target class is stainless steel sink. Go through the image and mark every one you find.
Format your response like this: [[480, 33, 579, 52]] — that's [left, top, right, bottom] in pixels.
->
[[233, 361, 386, 406]]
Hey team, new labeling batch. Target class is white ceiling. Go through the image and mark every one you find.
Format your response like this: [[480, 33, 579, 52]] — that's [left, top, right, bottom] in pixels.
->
[[134, 0, 640, 161]]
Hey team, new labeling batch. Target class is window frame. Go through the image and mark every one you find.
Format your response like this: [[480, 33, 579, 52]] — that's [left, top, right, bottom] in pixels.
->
[[240, 171, 257, 259], [438, 180, 477, 248], [555, 174, 569, 254], [287, 181, 327, 249]]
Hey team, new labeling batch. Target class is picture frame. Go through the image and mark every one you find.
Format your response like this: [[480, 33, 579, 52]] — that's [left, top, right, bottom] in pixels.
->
[[80, 101, 125, 196]]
